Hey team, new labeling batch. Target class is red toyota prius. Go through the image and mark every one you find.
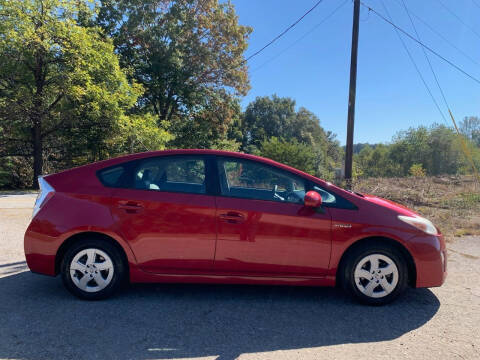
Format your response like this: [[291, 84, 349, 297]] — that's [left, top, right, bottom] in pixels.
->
[[24, 149, 447, 305]]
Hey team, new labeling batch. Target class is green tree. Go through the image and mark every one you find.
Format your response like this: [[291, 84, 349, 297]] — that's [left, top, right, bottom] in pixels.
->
[[460, 116, 480, 147], [255, 137, 319, 176], [169, 90, 242, 150], [353, 124, 480, 179], [389, 126, 430, 176], [241, 95, 341, 176], [389, 124, 464, 176], [409, 163, 426, 177], [0, 0, 142, 187], [355, 144, 400, 177], [427, 125, 463, 175], [97, 0, 251, 142], [242, 95, 297, 151], [242, 95, 336, 150], [109, 114, 174, 154]]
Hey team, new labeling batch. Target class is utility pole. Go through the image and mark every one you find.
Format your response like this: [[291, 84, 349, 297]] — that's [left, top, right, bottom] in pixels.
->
[[345, 0, 360, 189]]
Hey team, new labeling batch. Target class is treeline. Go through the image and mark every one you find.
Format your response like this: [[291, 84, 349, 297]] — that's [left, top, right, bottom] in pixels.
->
[[0, 1, 479, 189], [354, 118, 480, 178]]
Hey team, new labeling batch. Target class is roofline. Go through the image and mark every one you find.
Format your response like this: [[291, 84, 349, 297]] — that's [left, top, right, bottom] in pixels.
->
[[46, 148, 358, 204], [103, 148, 332, 186], [47, 148, 343, 191]]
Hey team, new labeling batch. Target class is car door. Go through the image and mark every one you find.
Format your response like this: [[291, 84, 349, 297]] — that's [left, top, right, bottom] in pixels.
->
[[109, 155, 217, 273], [214, 157, 332, 277]]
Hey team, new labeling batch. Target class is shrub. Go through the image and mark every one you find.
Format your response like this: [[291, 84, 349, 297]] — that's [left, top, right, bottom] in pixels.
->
[[409, 163, 427, 177]]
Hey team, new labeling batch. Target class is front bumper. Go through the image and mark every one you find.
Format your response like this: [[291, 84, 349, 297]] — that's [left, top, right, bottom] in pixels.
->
[[408, 233, 447, 288]]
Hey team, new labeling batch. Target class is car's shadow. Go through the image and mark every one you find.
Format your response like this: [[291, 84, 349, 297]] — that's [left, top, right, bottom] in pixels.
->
[[0, 268, 440, 360]]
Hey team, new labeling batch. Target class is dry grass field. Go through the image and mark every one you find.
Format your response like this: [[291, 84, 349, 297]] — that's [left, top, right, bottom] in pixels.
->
[[354, 175, 480, 240]]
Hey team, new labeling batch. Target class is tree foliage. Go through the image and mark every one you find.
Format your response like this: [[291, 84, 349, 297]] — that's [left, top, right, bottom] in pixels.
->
[[255, 137, 318, 175], [97, 0, 251, 148], [355, 144, 400, 177], [354, 124, 480, 178], [460, 116, 480, 147], [240, 95, 341, 178], [0, 0, 146, 186], [169, 90, 242, 150], [109, 114, 174, 154], [409, 163, 426, 177]]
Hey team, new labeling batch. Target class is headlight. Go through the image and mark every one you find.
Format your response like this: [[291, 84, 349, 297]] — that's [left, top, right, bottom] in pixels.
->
[[398, 215, 438, 235]]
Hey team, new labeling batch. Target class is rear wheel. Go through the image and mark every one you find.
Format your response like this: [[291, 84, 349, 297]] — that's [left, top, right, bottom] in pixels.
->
[[341, 243, 408, 305], [61, 239, 126, 300]]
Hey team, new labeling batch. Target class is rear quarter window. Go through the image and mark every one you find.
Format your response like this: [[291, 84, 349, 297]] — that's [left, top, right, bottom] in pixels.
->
[[133, 156, 206, 194], [97, 166, 125, 187]]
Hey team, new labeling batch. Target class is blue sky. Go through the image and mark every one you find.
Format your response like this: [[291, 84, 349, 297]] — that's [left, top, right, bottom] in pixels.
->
[[231, 0, 480, 145]]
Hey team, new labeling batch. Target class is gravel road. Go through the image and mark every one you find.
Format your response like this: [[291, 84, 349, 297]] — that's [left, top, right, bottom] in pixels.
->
[[0, 194, 479, 360]]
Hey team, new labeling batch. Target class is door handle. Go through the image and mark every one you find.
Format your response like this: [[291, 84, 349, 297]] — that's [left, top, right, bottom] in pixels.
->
[[117, 201, 144, 213], [219, 212, 245, 224]]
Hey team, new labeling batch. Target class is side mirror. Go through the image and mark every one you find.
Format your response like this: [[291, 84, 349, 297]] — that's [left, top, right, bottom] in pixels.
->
[[304, 190, 322, 208]]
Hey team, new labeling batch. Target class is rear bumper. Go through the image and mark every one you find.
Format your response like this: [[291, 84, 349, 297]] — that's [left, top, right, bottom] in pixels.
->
[[408, 233, 447, 288], [24, 226, 59, 276]]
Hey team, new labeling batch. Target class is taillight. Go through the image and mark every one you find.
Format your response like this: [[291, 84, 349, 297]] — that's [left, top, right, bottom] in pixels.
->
[[32, 176, 55, 219]]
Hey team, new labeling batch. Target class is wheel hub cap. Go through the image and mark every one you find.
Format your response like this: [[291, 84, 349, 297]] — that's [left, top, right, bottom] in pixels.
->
[[354, 254, 399, 298], [69, 248, 114, 293]]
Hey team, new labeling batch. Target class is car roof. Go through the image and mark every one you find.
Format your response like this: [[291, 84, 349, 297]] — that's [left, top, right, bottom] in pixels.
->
[[95, 149, 324, 182], [103, 148, 295, 168]]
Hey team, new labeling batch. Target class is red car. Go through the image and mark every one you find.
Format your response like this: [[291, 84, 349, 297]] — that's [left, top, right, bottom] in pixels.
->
[[24, 150, 446, 304]]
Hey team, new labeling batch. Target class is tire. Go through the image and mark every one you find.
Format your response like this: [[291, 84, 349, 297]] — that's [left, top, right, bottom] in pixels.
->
[[61, 238, 127, 300], [340, 242, 409, 305]]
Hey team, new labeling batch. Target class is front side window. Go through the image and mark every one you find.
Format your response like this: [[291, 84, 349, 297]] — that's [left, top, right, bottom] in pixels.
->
[[133, 156, 206, 194], [217, 158, 305, 204], [312, 185, 337, 204]]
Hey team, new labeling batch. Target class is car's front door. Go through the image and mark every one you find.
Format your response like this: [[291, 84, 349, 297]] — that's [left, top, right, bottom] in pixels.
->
[[214, 157, 332, 277], [110, 155, 217, 273]]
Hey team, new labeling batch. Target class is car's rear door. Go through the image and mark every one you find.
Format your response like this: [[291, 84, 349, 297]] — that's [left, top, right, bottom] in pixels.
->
[[109, 155, 217, 273], [213, 157, 332, 277]]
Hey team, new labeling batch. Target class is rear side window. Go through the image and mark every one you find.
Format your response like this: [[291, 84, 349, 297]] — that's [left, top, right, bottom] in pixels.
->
[[98, 166, 125, 187], [133, 156, 206, 194]]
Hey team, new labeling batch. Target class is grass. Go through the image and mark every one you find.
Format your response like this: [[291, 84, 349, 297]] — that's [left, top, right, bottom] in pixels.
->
[[353, 175, 480, 241]]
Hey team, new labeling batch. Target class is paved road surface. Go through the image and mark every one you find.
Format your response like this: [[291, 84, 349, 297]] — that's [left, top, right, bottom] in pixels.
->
[[0, 194, 479, 359]]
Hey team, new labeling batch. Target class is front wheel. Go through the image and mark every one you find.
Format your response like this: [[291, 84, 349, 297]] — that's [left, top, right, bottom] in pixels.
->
[[61, 239, 126, 300], [341, 243, 408, 305]]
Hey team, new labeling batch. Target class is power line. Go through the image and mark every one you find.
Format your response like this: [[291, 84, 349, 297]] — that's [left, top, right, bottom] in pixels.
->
[[391, 0, 480, 67], [400, 0, 450, 111], [400, 0, 480, 183], [244, 0, 325, 63], [436, 0, 480, 40], [471, 0, 480, 10], [359, 1, 480, 86], [379, 0, 447, 124], [251, 0, 349, 73], [191, 0, 326, 84]]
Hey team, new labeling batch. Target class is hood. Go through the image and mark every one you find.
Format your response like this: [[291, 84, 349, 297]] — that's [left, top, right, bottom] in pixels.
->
[[360, 193, 419, 217]]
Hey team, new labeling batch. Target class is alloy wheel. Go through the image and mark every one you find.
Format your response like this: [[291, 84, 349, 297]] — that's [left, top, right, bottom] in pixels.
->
[[69, 248, 114, 293], [354, 254, 399, 298]]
